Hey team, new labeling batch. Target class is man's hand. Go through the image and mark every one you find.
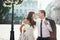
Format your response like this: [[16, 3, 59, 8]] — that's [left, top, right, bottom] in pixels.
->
[[20, 24, 25, 33], [44, 20, 48, 25], [22, 27, 26, 33]]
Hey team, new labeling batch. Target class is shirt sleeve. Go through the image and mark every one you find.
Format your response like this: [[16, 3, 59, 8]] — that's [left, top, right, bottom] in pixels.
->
[[47, 21, 53, 32]]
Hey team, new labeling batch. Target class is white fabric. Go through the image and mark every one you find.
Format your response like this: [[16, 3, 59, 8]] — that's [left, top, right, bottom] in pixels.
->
[[19, 24, 35, 40]]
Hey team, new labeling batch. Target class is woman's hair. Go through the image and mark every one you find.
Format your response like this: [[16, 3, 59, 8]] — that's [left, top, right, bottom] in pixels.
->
[[27, 11, 36, 28]]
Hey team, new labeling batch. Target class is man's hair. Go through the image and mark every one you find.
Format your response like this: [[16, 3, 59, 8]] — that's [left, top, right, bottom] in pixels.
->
[[39, 10, 46, 16]]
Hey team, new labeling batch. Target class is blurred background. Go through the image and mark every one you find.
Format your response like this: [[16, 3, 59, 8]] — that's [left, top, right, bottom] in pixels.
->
[[0, 0, 60, 40], [0, 0, 60, 24]]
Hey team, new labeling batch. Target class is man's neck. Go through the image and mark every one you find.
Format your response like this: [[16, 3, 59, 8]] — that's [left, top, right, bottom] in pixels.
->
[[39, 17, 45, 20]]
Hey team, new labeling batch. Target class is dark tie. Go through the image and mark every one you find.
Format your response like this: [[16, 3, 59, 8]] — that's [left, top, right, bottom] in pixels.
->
[[40, 20, 42, 38]]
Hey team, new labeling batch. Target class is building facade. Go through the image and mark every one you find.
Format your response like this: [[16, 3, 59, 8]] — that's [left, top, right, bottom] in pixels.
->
[[7, 0, 39, 24], [46, 0, 60, 24]]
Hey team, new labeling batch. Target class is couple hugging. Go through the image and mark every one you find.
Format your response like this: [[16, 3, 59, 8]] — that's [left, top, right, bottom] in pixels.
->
[[19, 10, 56, 40]]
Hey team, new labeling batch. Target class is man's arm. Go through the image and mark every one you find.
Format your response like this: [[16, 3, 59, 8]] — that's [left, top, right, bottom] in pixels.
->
[[46, 21, 53, 32], [46, 18, 57, 40]]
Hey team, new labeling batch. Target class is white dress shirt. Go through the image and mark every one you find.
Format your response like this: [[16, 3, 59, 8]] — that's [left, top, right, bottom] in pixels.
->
[[36, 18, 53, 38]]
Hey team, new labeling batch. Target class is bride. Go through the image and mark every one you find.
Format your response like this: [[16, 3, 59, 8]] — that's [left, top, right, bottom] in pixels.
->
[[19, 12, 36, 40]]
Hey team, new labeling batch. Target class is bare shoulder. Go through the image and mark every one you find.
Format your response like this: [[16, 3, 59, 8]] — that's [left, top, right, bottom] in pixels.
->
[[23, 19, 29, 24], [23, 19, 28, 22]]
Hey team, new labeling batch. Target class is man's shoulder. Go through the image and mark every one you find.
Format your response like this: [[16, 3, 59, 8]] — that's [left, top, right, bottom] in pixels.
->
[[46, 18, 54, 22], [46, 18, 55, 24]]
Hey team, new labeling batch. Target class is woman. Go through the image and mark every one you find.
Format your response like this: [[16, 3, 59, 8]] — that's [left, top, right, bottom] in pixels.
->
[[19, 12, 36, 40]]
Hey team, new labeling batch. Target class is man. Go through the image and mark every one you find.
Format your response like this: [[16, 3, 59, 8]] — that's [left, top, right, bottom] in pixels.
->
[[36, 10, 56, 40]]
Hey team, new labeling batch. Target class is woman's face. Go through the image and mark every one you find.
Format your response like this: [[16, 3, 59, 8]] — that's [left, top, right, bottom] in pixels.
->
[[32, 14, 35, 19]]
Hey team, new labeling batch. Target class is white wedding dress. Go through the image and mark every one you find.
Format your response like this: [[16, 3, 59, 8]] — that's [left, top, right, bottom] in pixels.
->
[[19, 24, 35, 40]]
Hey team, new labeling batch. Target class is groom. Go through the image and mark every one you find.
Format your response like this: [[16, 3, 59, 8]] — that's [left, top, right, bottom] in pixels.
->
[[36, 10, 56, 40]]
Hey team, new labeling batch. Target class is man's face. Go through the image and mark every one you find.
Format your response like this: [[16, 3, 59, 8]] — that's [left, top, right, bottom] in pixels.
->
[[38, 12, 44, 18]]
